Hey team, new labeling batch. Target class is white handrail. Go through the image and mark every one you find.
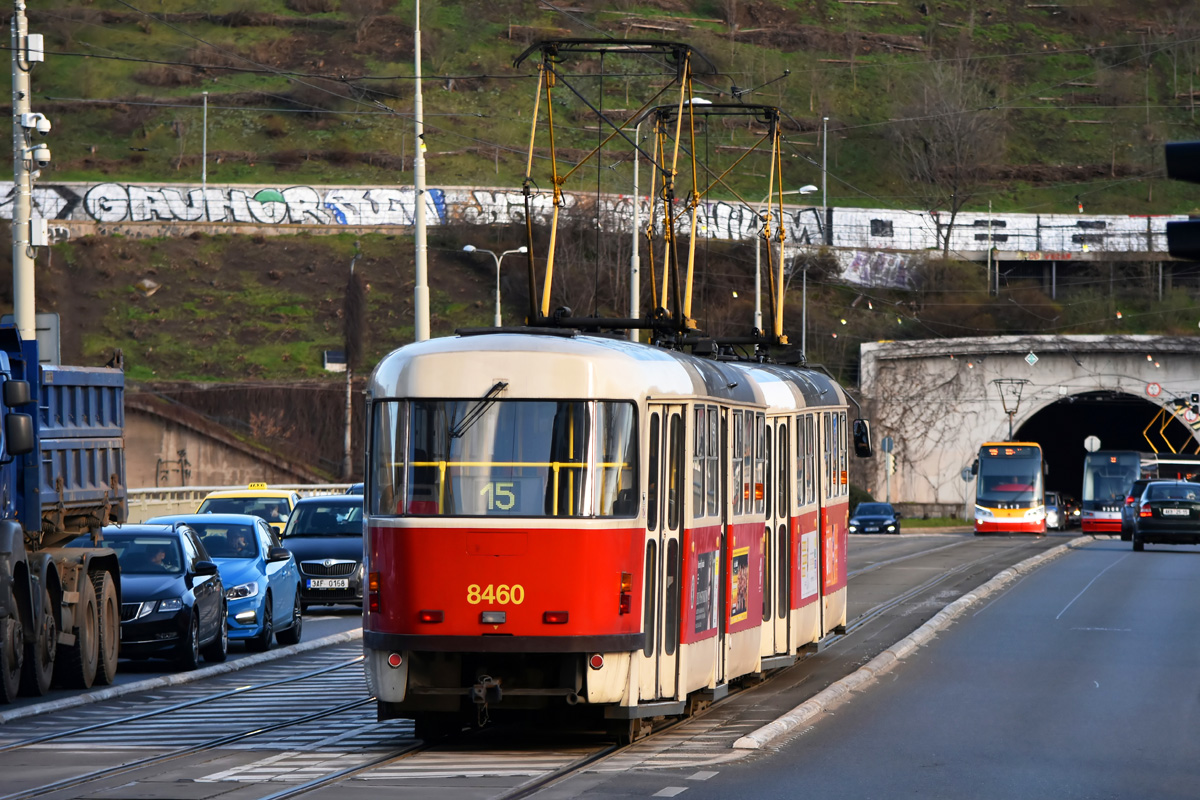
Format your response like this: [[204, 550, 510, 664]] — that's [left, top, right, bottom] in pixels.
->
[[125, 484, 358, 523]]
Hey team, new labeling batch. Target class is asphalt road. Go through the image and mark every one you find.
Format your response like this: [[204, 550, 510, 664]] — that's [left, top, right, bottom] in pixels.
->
[[560, 536, 1200, 799]]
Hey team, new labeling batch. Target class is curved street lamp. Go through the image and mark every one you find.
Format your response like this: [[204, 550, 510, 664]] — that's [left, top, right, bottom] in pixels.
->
[[463, 245, 529, 327]]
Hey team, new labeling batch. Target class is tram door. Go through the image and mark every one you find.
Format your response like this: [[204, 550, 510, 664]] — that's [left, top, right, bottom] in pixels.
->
[[643, 404, 683, 701], [762, 417, 790, 655]]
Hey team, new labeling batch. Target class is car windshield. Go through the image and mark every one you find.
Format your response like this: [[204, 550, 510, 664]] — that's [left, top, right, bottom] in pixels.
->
[[284, 503, 363, 537], [186, 522, 260, 559], [200, 497, 290, 524], [855, 504, 892, 515], [1147, 484, 1200, 501], [98, 535, 185, 575]]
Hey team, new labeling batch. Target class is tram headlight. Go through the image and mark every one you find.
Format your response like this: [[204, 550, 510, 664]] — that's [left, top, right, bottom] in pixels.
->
[[1024, 508, 1044, 519], [975, 506, 994, 518]]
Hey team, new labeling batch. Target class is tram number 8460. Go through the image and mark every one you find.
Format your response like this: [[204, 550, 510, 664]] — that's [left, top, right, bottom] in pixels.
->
[[467, 584, 526, 605]]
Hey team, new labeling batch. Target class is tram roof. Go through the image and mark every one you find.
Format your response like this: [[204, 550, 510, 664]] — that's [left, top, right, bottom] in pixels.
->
[[367, 332, 845, 410]]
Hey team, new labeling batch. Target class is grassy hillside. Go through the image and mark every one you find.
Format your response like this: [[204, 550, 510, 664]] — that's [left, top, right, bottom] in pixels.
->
[[24, 0, 1200, 215]]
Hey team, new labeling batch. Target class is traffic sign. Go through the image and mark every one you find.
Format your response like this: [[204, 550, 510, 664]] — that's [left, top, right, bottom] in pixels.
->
[[1186, 409, 1199, 424], [880, 436, 894, 453], [1084, 435, 1101, 452], [1146, 382, 1162, 397], [961, 468, 973, 482]]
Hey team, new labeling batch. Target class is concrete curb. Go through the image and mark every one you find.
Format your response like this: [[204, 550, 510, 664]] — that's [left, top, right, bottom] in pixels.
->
[[732, 535, 1095, 750], [0, 629, 363, 725]]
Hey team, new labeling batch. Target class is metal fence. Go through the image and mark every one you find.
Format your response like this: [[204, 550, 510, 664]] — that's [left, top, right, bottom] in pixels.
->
[[125, 484, 356, 523]]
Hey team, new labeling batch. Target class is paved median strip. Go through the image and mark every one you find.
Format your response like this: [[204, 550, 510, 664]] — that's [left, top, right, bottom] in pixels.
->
[[0, 629, 364, 725], [732, 535, 1096, 750]]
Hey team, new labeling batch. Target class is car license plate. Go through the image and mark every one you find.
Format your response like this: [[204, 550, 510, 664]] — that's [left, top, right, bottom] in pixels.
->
[[865, 526, 879, 532], [1161, 508, 1190, 516], [307, 578, 349, 589]]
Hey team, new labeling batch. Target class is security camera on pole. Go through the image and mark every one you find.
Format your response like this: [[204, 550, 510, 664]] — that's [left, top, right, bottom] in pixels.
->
[[11, 0, 51, 340]]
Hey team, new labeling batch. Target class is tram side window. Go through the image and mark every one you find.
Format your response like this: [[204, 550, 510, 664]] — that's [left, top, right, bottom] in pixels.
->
[[693, 406, 707, 518], [764, 427, 772, 519], [806, 415, 816, 505], [823, 413, 833, 501], [778, 423, 789, 514], [706, 407, 719, 517], [838, 411, 849, 496], [742, 412, 754, 515], [370, 400, 405, 516], [667, 413, 682, 531], [648, 414, 661, 530], [595, 403, 638, 517], [732, 411, 744, 516], [754, 413, 766, 515], [795, 416, 804, 507]]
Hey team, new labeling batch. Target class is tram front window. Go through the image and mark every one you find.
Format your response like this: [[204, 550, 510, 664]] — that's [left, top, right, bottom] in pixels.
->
[[371, 399, 637, 518]]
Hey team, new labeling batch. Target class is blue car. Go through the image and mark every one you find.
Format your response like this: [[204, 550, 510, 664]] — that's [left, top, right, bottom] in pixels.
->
[[146, 513, 302, 651]]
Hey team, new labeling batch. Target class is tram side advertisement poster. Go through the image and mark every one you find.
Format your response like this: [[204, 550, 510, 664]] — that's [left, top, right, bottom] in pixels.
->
[[729, 546, 749, 625], [693, 550, 718, 635], [800, 530, 819, 601]]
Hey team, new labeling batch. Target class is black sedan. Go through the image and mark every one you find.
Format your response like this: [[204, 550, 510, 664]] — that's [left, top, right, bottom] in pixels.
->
[[282, 494, 365, 608], [82, 524, 228, 668], [1131, 481, 1200, 552], [849, 502, 902, 534]]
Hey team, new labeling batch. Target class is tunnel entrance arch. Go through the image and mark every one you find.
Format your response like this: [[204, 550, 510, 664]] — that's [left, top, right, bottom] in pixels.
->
[[1014, 390, 1198, 500]]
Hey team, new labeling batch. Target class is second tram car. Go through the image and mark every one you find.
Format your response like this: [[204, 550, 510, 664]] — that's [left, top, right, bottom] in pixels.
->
[[974, 442, 1046, 534], [1080, 450, 1141, 534], [362, 331, 871, 738]]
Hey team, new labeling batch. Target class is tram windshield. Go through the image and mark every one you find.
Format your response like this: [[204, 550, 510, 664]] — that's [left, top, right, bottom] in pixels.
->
[[1081, 451, 1141, 505], [976, 444, 1043, 506], [370, 399, 638, 518]]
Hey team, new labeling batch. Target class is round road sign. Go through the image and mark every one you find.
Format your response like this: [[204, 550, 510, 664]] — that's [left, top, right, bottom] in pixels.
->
[[1084, 435, 1101, 452], [1146, 382, 1162, 397]]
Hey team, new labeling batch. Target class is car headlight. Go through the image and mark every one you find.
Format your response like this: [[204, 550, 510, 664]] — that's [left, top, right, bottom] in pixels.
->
[[226, 581, 260, 600], [974, 506, 994, 518], [132, 601, 156, 620], [848, 523, 858, 531], [886, 524, 896, 531], [157, 598, 184, 613]]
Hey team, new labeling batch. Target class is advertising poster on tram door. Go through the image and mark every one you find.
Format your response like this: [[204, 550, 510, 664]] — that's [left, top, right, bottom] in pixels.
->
[[800, 531, 819, 599], [730, 546, 749, 624], [694, 551, 718, 634]]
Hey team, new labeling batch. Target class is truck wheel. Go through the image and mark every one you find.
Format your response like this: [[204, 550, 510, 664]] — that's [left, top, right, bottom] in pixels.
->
[[58, 577, 98, 689], [0, 611, 23, 704], [91, 572, 119, 686], [20, 586, 56, 697]]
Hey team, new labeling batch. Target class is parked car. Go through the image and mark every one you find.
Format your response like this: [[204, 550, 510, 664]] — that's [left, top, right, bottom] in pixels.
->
[[196, 483, 301, 537], [72, 523, 227, 668], [848, 502, 902, 534], [282, 494, 366, 608], [1044, 491, 1065, 531], [1130, 480, 1200, 552], [146, 513, 303, 650], [1119, 478, 1153, 541]]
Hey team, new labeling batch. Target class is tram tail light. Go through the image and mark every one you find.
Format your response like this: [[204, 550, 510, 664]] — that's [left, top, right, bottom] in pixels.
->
[[543, 611, 569, 624], [368, 571, 381, 613], [1139, 504, 1152, 518], [418, 609, 444, 623], [619, 571, 633, 615]]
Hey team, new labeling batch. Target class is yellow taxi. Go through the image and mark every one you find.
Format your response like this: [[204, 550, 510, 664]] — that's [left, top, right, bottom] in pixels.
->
[[196, 483, 301, 536]]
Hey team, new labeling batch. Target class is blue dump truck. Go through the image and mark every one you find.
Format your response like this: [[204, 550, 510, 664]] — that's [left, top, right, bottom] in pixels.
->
[[0, 326, 126, 702]]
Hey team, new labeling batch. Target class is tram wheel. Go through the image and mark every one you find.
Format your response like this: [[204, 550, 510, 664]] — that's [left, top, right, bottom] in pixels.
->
[[608, 717, 653, 746]]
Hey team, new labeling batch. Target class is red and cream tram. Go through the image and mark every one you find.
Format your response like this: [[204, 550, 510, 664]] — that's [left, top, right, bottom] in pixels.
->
[[362, 330, 871, 738]]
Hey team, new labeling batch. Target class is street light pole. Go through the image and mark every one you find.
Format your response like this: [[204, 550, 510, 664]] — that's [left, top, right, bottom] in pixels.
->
[[630, 120, 641, 342], [463, 245, 527, 327], [201, 91, 208, 200], [821, 116, 829, 246]]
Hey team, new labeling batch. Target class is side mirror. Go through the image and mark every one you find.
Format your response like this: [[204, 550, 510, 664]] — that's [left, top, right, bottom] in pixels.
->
[[5, 413, 33, 456], [895, 510, 903, 518], [267, 547, 291, 563], [193, 559, 219, 576], [852, 418, 873, 458], [970, 458, 979, 476], [3, 379, 31, 407]]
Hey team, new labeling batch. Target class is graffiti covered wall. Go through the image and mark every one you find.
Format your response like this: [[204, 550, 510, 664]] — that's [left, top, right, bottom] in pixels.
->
[[2, 181, 1184, 290]]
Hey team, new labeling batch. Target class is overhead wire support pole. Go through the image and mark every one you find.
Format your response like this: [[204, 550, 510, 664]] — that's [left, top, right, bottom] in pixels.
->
[[412, 0, 430, 341], [11, 0, 39, 341]]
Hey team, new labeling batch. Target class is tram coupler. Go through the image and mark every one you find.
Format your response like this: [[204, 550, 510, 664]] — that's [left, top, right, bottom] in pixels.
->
[[471, 676, 502, 705]]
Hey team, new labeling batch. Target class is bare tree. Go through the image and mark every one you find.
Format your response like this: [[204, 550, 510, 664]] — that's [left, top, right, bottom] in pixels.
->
[[890, 63, 1004, 259]]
